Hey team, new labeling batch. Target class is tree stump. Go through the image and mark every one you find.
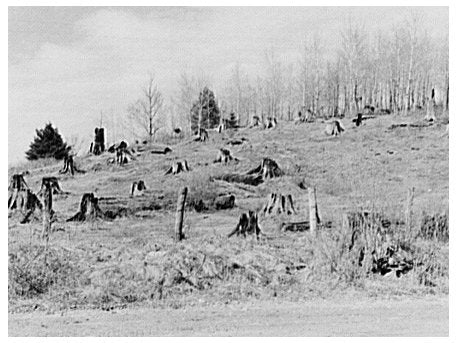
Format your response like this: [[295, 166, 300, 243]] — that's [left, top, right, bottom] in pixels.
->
[[59, 155, 85, 175], [262, 193, 296, 216], [90, 127, 105, 155], [67, 193, 106, 222], [264, 117, 277, 129], [247, 158, 283, 179], [150, 147, 172, 155], [324, 120, 345, 136], [8, 174, 29, 210], [194, 128, 209, 142], [213, 148, 236, 164], [214, 194, 235, 210], [38, 177, 65, 195], [131, 180, 147, 197], [165, 160, 190, 175], [228, 211, 262, 239], [249, 116, 261, 128]]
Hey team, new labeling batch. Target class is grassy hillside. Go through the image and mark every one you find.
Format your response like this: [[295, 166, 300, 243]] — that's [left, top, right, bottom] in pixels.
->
[[8, 111, 449, 313]]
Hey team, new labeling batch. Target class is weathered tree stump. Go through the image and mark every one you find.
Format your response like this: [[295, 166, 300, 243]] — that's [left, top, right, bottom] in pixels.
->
[[39, 177, 65, 195], [324, 120, 345, 136], [228, 211, 262, 239], [165, 160, 190, 175], [213, 148, 236, 164], [8, 174, 29, 210], [247, 158, 283, 179], [19, 189, 43, 224], [89, 127, 105, 155], [249, 116, 261, 128], [59, 155, 85, 175], [194, 128, 209, 142], [264, 117, 277, 129], [262, 193, 296, 216], [67, 193, 106, 222], [131, 180, 147, 197], [174, 187, 188, 241]]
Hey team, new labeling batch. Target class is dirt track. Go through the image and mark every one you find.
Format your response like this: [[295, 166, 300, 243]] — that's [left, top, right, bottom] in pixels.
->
[[9, 296, 448, 336]]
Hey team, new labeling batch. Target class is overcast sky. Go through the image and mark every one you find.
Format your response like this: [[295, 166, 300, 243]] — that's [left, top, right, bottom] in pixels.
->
[[8, 7, 448, 163]]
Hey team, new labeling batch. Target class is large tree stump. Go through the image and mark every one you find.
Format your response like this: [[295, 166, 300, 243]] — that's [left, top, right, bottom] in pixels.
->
[[228, 211, 262, 239], [39, 177, 65, 195], [8, 173, 29, 210], [67, 193, 106, 222], [247, 158, 284, 179], [174, 187, 188, 242], [262, 193, 296, 216], [165, 160, 190, 175], [264, 117, 277, 129], [249, 115, 261, 128], [90, 127, 105, 155], [213, 148, 236, 164], [59, 155, 85, 175], [131, 180, 147, 197], [324, 120, 345, 136], [19, 190, 43, 224]]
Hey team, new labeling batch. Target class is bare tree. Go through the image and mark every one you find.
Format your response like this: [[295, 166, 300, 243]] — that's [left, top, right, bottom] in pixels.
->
[[128, 75, 164, 142]]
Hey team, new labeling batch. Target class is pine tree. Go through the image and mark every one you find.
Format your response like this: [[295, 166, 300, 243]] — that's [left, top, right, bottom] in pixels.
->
[[25, 123, 70, 160], [190, 87, 220, 133]]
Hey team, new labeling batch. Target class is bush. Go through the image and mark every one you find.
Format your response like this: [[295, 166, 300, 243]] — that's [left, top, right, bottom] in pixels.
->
[[25, 123, 70, 160]]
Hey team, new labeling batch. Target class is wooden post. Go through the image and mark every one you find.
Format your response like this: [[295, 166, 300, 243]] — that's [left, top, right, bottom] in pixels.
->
[[405, 187, 415, 234], [41, 179, 52, 247], [174, 187, 188, 242], [308, 187, 317, 234]]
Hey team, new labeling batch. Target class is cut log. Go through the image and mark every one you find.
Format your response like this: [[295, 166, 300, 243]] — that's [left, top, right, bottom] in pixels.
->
[[66, 193, 106, 222], [228, 211, 262, 239], [131, 180, 147, 197], [213, 148, 236, 164], [279, 220, 332, 232], [262, 193, 296, 216], [226, 137, 248, 146], [247, 158, 283, 179], [165, 160, 190, 175], [150, 147, 172, 155]]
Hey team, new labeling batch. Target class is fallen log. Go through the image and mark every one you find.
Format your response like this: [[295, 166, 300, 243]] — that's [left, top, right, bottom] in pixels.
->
[[216, 173, 263, 186], [226, 137, 248, 146], [228, 211, 262, 239], [150, 147, 172, 155], [279, 220, 332, 232]]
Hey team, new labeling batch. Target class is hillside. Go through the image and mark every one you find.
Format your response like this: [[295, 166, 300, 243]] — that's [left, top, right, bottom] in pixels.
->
[[8, 111, 449, 314]]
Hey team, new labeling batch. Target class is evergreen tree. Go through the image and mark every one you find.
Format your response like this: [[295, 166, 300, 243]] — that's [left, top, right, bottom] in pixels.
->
[[25, 123, 70, 160], [190, 87, 220, 133]]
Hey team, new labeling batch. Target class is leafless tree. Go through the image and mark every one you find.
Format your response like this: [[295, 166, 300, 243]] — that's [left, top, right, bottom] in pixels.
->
[[128, 75, 164, 142]]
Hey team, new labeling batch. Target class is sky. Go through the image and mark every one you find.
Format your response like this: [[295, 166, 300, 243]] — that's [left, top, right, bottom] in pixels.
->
[[8, 6, 448, 164]]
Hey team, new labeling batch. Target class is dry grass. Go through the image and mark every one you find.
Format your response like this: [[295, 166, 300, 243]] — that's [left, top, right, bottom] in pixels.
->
[[8, 111, 448, 312]]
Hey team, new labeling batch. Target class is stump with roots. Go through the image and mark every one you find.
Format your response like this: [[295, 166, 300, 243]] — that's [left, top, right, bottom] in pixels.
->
[[165, 160, 190, 175], [8, 174, 29, 210], [67, 193, 106, 222], [262, 193, 296, 216], [89, 127, 105, 155], [59, 155, 85, 175], [264, 117, 277, 129], [247, 158, 284, 179], [213, 148, 236, 164], [131, 180, 147, 197], [228, 211, 262, 239], [39, 177, 65, 195], [324, 120, 345, 136], [194, 128, 209, 142]]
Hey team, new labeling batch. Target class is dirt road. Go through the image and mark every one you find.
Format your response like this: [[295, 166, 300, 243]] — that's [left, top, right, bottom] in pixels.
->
[[9, 296, 448, 336]]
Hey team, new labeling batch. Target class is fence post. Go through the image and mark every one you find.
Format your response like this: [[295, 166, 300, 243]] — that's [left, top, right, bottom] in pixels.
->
[[405, 187, 415, 234], [174, 187, 188, 242], [41, 179, 53, 248], [308, 187, 318, 234]]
